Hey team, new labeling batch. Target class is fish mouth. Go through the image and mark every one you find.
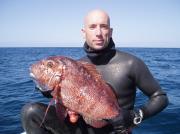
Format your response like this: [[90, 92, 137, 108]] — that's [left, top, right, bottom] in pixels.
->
[[29, 72, 49, 92], [30, 72, 35, 79]]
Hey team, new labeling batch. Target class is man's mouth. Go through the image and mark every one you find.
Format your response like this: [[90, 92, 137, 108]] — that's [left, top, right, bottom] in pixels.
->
[[94, 40, 104, 45]]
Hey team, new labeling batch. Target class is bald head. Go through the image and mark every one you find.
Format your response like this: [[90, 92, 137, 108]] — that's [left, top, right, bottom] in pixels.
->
[[82, 9, 113, 50], [84, 9, 110, 28]]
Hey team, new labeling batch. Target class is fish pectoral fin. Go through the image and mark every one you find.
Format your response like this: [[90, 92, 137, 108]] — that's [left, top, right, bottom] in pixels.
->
[[55, 102, 67, 122], [83, 116, 108, 128], [51, 84, 62, 100]]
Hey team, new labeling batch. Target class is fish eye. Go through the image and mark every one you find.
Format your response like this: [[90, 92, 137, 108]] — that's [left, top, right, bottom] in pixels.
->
[[47, 61, 54, 68]]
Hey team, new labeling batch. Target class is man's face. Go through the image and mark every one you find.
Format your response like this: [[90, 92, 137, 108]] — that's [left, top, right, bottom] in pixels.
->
[[82, 11, 113, 50]]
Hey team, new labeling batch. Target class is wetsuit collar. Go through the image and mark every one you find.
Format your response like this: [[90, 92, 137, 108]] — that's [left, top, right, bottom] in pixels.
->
[[83, 38, 116, 65]]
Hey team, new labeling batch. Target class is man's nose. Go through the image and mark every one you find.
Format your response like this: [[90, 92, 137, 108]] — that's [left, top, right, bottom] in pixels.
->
[[95, 27, 102, 36]]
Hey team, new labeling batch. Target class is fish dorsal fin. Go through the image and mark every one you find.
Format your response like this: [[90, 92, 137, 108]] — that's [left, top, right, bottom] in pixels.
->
[[78, 61, 102, 81]]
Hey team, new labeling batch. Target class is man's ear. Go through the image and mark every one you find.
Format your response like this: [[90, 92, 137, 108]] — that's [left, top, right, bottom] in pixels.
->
[[110, 28, 113, 37], [81, 28, 86, 39]]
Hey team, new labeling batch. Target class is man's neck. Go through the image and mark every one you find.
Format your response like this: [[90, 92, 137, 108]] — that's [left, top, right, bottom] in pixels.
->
[[83, 38, 116, 65]]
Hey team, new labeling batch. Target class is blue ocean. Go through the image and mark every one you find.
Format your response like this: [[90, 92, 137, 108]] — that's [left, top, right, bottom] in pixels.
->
[[0, 47, 179, 134]]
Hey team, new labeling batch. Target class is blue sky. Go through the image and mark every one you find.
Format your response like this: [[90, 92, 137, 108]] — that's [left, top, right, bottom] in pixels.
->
[[0, 0, 180, 47]]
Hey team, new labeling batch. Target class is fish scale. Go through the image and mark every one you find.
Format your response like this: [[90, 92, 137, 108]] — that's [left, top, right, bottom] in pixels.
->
[[30, 56, 121, 128]]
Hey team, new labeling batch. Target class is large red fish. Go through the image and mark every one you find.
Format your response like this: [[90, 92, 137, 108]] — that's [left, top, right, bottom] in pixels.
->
[[30, 56, 120, 128]]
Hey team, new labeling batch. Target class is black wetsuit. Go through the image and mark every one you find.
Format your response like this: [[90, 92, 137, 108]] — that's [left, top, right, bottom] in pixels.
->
[[21, 38, 168, 134]]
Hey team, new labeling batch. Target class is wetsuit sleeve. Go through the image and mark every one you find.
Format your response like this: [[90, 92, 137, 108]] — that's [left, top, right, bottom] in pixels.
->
[[35, 86, 53, 98], [131, 58, 169, 119]]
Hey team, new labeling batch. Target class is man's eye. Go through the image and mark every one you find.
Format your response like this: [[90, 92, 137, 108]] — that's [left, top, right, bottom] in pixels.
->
[[89, 25, 96, 29], [47, 61, 53, 68], [101, 25, 109, 29]]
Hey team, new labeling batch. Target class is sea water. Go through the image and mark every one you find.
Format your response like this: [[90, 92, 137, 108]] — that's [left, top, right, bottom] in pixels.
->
[[0, 47, 179, 134]]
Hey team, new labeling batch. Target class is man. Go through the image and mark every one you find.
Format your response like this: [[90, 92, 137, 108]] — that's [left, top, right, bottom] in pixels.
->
[[21, 9, 168, 134]]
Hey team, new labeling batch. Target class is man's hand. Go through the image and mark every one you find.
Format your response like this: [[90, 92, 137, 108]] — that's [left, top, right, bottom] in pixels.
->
[[35, 86, 53, 98], [67, 110, 79, 123], [108, 108, 143, 128], [109, 109, 135, 128]]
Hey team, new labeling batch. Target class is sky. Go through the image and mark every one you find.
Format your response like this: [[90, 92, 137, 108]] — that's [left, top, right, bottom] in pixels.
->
[[0, 0, 180, 47]]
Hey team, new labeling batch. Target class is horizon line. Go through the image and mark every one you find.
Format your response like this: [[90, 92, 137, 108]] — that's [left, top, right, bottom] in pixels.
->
[[0, 42, 179, 48]]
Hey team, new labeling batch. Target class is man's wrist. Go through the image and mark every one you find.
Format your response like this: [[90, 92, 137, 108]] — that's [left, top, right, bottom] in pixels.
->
[[133, 109, 144, 125], [106, 108, 144, 128]]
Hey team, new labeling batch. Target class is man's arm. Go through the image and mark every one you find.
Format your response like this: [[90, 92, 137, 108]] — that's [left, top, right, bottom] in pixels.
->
[[108, 57, 168, 131], [132, 58, 169, 120]]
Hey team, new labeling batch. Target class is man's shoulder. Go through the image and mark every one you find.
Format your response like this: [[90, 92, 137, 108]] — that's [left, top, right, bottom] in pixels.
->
[[115, 49, 148, 76], [113, 49, 149, 72], [78, 56, 89, 62], [114, 49, 142, 64]]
